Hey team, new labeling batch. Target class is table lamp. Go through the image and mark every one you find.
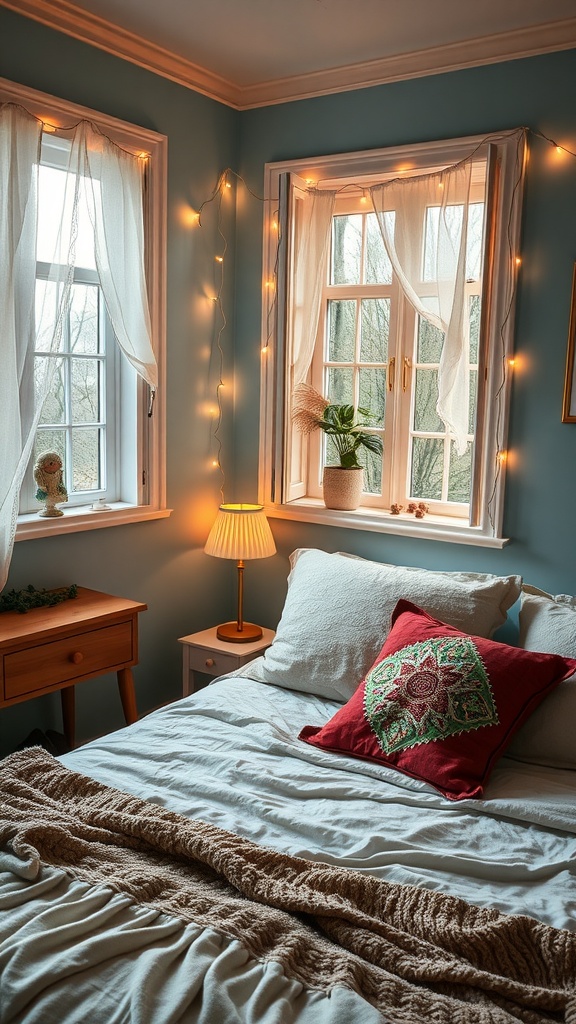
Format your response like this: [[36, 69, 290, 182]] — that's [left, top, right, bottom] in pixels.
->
[[204, 503, 276, 643]]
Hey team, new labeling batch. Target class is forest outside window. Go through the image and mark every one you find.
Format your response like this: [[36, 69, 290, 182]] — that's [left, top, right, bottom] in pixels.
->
[[260, 131, 526, 547]]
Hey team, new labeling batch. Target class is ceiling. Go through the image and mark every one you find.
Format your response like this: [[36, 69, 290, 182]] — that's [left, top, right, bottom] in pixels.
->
[[6, 0, 576, 107]]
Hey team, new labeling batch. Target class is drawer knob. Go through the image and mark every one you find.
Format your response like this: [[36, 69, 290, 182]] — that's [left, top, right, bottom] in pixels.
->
[[205, 658, 215, 667], [70, 651, 84, 665]]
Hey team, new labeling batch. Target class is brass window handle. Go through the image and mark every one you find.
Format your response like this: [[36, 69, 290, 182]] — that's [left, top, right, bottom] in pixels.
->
[[402, 356, 411, 392], [387, 357, 395, 391]]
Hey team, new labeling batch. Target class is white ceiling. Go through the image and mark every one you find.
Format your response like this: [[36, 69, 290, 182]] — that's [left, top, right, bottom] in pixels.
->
[[7, 0, 576, 106]]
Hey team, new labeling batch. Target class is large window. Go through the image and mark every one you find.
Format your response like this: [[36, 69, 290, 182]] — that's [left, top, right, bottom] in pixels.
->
[[0, 78, 168, 546], [260, 132, 526, 546]]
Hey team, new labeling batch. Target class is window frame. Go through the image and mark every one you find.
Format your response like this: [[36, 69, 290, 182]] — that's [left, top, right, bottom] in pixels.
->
[[259, 132, 526, 548], [0, 76, 170, 540]]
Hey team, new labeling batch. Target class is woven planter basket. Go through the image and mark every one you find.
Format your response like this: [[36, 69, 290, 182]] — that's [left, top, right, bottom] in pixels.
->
[[322, 466, 364, 511]]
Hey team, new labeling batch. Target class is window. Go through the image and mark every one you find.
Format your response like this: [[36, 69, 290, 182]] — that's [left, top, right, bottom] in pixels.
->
[[0, 79, 168, 545], [260, 131, 526, 547]]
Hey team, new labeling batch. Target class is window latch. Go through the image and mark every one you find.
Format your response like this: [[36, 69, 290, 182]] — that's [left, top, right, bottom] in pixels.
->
[[402, 357, 411, 392], [387, 357, 395, 391]]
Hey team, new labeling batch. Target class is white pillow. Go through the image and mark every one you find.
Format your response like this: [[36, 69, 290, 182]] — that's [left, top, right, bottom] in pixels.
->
[[506, 587, 576, 769], [242, 548, 522, 701]]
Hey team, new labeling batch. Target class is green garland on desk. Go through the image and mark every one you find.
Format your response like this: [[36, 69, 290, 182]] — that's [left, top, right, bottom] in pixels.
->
[[0, 584, 78, 614]]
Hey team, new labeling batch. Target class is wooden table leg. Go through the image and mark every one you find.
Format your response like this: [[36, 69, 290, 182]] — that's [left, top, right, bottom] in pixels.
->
[[61, 685, 76, 749], [117, 667, 138, 724]]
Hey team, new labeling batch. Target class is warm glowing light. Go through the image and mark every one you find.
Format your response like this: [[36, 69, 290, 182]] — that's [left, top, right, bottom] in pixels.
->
[[360, 192, 368, 204], [508, 357, 517, 368], [265, 280, 275, 290], [225, 181, 232, 189], [215, 255, 224, 263], [556, 146, 563, 154], [42, 122, 57, 133], [304, 178, 316, 185], [138, 152, 149, 160], [178, 205, 200, 227], [261, 345, 269, 354], [212, 459, 219, 467], [496, 450, 508, 464], [271, 219, 278, 231], [438, 180, 444, 190], [515, 256, 522, 266]]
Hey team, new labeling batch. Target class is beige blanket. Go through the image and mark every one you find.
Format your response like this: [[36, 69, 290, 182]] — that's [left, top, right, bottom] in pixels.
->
[[1, 747, 575, 1024]]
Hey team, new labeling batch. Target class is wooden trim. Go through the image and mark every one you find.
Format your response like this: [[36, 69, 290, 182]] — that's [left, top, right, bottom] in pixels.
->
[[2, 0, 576, 109]]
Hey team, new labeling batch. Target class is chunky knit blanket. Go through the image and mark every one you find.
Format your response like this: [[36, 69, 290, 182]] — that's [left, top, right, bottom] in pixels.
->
[[1, 748, 575, 1024]]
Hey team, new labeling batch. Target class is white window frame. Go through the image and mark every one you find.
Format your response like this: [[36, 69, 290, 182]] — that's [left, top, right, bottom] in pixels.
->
[[259, 132, 526, 549], [0, 76, 170, 541]]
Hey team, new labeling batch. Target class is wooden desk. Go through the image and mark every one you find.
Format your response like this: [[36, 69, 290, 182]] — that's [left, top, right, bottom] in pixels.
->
[[0, 588, 147, 748]]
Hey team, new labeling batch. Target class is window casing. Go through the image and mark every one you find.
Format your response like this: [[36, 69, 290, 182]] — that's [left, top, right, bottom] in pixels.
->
[[259, 132, 526, 547], [0, 76, 169, 540]]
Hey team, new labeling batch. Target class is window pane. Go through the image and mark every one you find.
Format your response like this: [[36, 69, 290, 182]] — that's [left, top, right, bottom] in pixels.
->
[[423, 202, 484, 282], [71, 358, 101, 423], [365, 213, 393, 284], [34, 430, 65, 470], [410, 437, 443, 499], [413, 369, 442, 432], [448, 442, 472, 503], [331, 215, 361, 285], [469, 369, 477, 434], [359, 368, 385, 427], [37, 165, 97, 269], [328, 300, 356, 361], [35, 279, 63, 353], [360, 298, 389, 361], [72, 429, 101, 491], [358, 443, 383, 495], [469, 294, 481, 363], [70, 284, 100, 354], [417, 314, 443, 363], [38, 360, 65, 424], [327, 366, 353, 405], [466, 203, 485, 282]]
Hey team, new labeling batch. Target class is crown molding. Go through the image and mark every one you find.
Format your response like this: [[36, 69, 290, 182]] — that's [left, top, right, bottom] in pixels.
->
[[0, 0, 243, 107], [2, 0, 576, 110]]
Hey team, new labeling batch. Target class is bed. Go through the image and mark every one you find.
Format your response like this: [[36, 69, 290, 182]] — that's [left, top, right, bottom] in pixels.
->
[[2, 548, 576, 1023]]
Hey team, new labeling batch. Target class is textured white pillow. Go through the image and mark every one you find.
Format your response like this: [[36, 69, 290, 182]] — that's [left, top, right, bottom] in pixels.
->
[[243, 548, 522, 701], [507, 587, 576, 769]]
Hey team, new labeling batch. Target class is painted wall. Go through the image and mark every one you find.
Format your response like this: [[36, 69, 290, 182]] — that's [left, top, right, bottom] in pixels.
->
[[2, 7, 576, 754], [0, 8, 241, 755], [236, 50, 576, 630]]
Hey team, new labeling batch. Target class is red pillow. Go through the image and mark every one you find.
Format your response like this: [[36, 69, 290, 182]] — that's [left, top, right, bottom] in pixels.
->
[[299, 600, 576, 800]]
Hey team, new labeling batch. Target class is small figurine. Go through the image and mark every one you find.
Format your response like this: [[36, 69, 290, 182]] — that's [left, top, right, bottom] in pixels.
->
[[390, 503, 404, 515], [407, 502, 418, 513], [34, 451, 68, 518]]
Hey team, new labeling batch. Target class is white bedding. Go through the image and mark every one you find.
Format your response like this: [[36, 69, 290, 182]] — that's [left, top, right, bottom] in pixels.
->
[[2, 674, 576, 1024]]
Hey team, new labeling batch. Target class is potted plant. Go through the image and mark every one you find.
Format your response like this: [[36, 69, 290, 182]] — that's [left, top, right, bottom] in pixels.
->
[[292, 383, 383, 510]]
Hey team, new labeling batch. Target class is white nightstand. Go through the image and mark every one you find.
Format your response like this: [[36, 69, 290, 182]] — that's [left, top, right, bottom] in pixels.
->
[[178, 626, 276, 696]]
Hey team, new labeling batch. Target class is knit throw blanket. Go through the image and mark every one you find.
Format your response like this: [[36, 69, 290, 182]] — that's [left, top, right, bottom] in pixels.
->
[[1, 748, 575, 1024]]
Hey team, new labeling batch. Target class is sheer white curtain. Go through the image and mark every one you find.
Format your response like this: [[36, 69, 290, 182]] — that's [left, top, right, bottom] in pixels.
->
[[370, 157, 475, 454], [0, 104, 157, 591], [292, 188, 335, 385]]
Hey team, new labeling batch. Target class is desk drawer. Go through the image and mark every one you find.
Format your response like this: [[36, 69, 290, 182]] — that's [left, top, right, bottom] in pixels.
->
[[4, 621, 133, 699]]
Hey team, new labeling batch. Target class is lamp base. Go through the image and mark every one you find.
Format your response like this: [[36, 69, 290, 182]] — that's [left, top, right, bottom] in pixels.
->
[[216, 621, 263, 644]]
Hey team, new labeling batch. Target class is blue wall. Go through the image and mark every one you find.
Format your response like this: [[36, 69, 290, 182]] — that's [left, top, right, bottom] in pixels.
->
[[1, 5, 576, 752]]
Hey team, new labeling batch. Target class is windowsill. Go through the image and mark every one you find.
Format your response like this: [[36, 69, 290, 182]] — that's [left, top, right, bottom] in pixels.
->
[[264, 498, 508, 549], [15, 502, 173, 541]]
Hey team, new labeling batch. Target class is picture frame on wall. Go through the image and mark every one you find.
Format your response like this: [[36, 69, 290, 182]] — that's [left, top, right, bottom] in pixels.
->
[[562, 263, 576, 423]]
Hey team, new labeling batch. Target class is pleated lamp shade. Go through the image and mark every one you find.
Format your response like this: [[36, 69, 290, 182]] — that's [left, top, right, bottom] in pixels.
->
[[204, 504, 276, 643], [204, 504, 276, 561]]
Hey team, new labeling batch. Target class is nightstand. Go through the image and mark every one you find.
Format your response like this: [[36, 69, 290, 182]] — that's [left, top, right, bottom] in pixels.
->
[[178, 626, 275, 696], [0, 588, 147, 748]]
